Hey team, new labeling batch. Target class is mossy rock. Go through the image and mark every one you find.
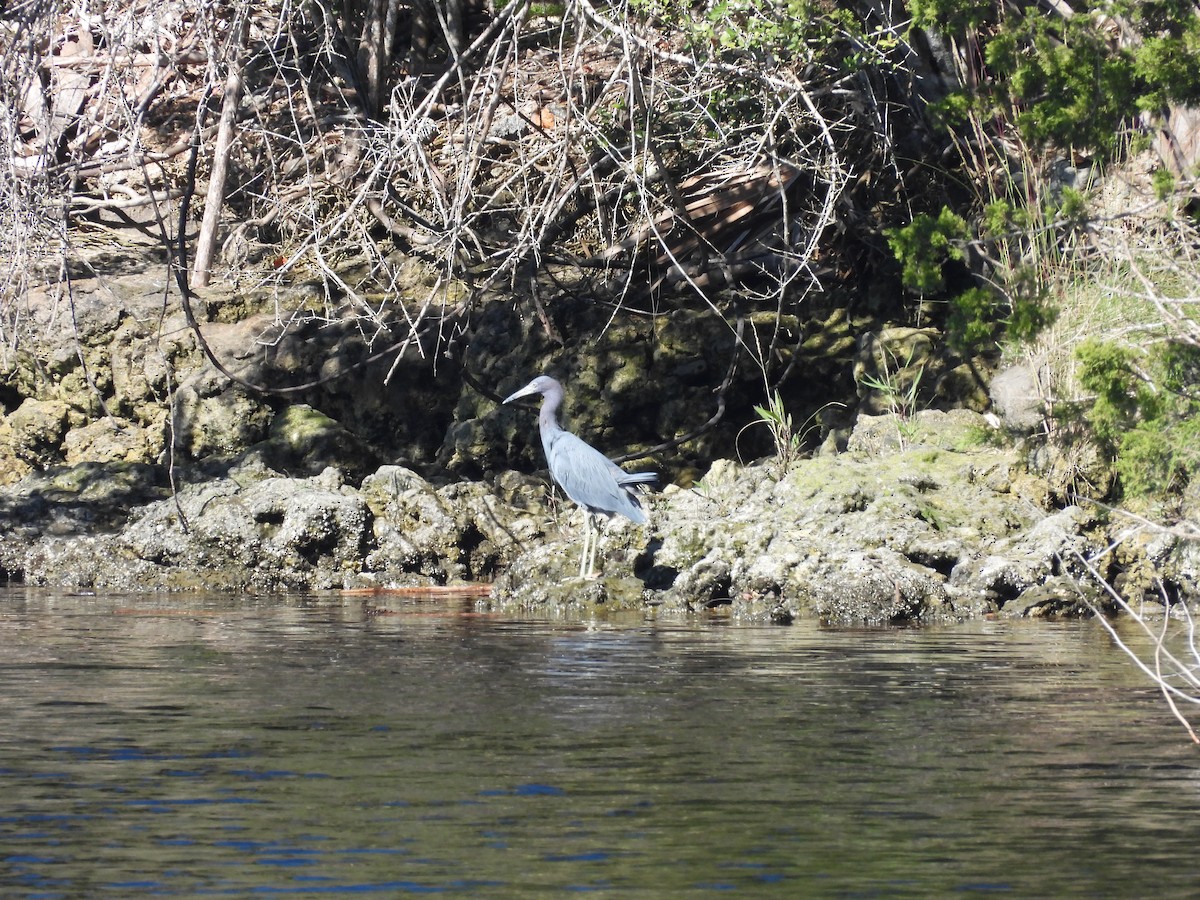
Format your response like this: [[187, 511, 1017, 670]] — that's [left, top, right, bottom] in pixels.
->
[[259, 404, 380, 482]]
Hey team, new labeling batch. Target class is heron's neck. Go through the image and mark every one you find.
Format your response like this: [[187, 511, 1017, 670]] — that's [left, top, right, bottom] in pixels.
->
[[539, 400, 561, 434], [539, 387, 564, 435]]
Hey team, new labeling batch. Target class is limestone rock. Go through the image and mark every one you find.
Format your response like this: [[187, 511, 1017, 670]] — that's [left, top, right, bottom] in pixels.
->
[[174, 381, 275, 459], [259, 404, 379, 482], [63, 417, 152, 464], [990, 358, 1048, 431], [9, 398, 70, 465]]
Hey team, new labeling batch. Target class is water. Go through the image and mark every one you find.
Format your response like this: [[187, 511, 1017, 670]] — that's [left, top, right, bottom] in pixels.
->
[[0, 588, 1196, 896]]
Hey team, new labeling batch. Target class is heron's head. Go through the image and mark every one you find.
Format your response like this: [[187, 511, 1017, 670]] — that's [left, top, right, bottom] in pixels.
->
[[503, 375, 561, 404]]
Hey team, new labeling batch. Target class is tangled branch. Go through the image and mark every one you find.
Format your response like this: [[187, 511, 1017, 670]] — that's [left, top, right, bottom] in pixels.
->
[[3, 0, 919, 394]]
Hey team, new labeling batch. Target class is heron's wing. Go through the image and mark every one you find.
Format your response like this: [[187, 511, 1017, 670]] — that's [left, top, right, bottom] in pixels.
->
[[545, 430, 648, 524]]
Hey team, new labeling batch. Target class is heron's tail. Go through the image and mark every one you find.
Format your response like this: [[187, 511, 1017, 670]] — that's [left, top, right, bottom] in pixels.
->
[[617, 471, 657, 487], [617, 471, 655, 524]]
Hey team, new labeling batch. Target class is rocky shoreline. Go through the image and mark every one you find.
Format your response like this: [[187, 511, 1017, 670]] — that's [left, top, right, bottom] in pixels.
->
[[2, 407, 1193, 625], [5, 0, 1200, 631]]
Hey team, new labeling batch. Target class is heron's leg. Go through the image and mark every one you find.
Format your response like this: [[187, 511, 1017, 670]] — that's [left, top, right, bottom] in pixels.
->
[[589, 515, 601, 577], [578, 510, 592, 579]]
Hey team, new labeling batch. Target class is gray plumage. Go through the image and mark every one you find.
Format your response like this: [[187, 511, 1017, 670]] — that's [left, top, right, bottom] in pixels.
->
[[503, 375, 655, 576]]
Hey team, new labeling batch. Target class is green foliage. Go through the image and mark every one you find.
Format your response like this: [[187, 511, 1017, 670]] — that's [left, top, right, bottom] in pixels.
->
[[1126, 0, 1200, 108], [1007, 292, 1057, 344], [916, 0, 1200, 160], [1009, 19, 1135, 155], [857, 342, 927, 447], [752, 390, 802, 471], [1160, 341, 1200, 395], [909, 0, 993, 33], [1076, 338, 1200, 498], [946, 287, 998, 350], [631, 0, 890, 69], [1056, 187, 1089, 225], [885, 209, 968, 295], [980, 199, 1031, 239], [1152, 167, 1176, 201], [1076, 339, 1147, 445], [888, 202, 1057, 351]]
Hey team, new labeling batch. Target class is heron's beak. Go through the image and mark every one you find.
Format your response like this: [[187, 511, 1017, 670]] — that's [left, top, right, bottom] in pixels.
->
[[503, 381, 539, 404]]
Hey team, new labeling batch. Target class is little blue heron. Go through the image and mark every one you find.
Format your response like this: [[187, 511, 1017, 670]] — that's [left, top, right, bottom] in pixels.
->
[[504, 375, 656, 578]]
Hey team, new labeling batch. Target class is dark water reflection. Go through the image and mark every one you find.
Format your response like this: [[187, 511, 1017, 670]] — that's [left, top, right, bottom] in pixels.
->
[[0, 588, 1196, 896]]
